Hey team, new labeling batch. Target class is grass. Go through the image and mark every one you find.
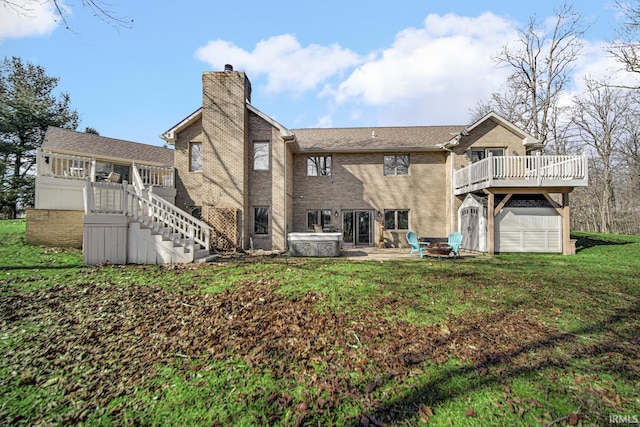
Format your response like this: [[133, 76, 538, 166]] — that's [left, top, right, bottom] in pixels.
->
[[1, 219, 639, 426]]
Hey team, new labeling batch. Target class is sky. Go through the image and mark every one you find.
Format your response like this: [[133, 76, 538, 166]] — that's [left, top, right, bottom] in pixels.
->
[[0, 0, 634, 147]]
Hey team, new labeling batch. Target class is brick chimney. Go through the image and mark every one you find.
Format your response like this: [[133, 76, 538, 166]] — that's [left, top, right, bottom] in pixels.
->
[[201, 66, 252, 233]]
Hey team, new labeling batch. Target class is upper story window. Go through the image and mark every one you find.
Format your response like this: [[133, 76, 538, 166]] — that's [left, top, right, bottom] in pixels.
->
[[384, 154, 409, 176], [190, 142, 203, 172], [307, 156, 332, 176], [253, 141, 270, 171], [470, 148, 504, 163]]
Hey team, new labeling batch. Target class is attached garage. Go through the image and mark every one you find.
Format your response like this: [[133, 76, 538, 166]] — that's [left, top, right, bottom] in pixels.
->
[[495, 207, 562, 253]]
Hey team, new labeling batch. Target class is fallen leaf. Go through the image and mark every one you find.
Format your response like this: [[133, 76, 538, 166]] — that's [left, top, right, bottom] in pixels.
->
[[568, 412, 581, 426], [419, 404, 434, 423]]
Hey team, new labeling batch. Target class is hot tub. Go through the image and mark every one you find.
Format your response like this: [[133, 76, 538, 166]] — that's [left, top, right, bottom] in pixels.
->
[[287, 232, 343, 257]]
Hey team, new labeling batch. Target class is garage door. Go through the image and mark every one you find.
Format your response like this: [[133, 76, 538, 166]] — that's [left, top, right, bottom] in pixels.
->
[[495, 207, 561, 253]]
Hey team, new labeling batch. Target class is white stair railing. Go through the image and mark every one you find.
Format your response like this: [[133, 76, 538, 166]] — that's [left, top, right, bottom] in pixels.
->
[[84, 181, 212, 256], [131, 163, 146, 197]]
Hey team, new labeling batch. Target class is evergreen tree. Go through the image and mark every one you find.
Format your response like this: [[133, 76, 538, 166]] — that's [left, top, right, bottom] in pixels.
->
[[0, 56, 78, 218]]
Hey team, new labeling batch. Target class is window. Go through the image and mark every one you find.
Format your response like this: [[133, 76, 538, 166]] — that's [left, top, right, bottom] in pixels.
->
[[95, 161, 112, 181], [307, 210, 332, 230], [384, 154, 409, 176], [253, 141, 269, 170], [113, 164, 130, 183], [307, 156, 332, 176], [190, 142, 202, 172], [384, 210, 409, 230], [254, 207, 269, 235], [93, 161, 129, 182], [470, 148, 504, 163]]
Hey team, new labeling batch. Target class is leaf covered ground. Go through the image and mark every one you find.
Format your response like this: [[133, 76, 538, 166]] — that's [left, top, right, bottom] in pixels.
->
[[1, 222, 639, 426], [2, 264, 638, 426]]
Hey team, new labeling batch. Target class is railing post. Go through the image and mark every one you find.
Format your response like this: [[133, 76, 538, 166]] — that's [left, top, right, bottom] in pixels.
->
[[36, 148, 43, 177], [189, 225, 195, 255], [83, 179, 94, 214], [536, 151, 542, 186], [487, 153, 494, 187], [122, 180, 128, 216], [583, 153, 589, 182]]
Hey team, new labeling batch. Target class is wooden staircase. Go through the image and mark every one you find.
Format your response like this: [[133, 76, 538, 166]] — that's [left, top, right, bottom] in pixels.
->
[[83, 167, 214, 264]]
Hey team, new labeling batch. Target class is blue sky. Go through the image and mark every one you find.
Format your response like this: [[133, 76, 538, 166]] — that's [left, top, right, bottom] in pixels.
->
[[0, 0, 630, 147]]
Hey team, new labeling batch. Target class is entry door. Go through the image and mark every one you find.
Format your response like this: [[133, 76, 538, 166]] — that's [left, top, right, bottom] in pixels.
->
[[342, 210, 372, 246], [463, 207, 480, 251]]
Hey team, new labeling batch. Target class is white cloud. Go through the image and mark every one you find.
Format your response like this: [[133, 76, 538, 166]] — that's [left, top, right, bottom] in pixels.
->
[[194, 11, 625, 128], [331, 12, 519, 125], [573, 40, 638, 87], [0, 0, 60, 41], [556, 39, 639, 110], [195, 34, 363, 95]]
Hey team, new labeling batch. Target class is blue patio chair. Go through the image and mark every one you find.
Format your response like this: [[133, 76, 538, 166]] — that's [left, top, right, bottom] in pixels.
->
[[407, 231, 429, 258], [448, 232, 463, 258]]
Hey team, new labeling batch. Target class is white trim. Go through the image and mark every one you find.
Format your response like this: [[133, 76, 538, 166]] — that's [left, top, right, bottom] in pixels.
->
[[160, 108, 203, 144], [443, 112, 541, 149]]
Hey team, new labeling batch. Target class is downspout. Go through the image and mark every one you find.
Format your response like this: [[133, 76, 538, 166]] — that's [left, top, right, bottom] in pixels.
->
[[442, 145, 455, 234], [283, 134, 295, 250]]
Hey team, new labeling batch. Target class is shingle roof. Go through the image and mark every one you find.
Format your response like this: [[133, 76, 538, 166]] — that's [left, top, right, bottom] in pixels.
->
[[290, 125, 466, 152], [43, 127, 174, 166]]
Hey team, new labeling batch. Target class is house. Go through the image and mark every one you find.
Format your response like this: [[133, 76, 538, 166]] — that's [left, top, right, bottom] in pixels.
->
[[27, 65, 588, 264]]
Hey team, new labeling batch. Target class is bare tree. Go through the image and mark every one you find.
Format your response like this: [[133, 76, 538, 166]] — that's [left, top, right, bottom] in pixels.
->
[[2, 0, 132, 30], [570, 79, 632, 233], [606, 0, 640, 88], [483, 3, 587, 147]]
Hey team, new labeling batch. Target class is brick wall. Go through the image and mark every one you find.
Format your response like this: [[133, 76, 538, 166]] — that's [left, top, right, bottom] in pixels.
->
[[248, 112, 281, 250], [174, 118, 204, 212], [25, 208, 84, 248], [291, 151, 448, 247]]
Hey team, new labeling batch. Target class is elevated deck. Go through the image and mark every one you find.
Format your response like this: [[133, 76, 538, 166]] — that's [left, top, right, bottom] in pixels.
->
[[453, 154, 588, 195]]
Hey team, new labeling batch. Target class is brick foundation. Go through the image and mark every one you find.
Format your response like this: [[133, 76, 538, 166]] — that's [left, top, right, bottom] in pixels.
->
[[26, 208, 84, 248]]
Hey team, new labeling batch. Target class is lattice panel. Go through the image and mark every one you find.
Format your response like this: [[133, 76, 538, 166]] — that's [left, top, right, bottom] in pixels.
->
[[203, 206, 238, 252]]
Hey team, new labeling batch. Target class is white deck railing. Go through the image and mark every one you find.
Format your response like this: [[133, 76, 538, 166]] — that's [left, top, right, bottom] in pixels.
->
[[453, 153, 588, 194], [37, 148, 94, 180], [137, 163, 174, 188], [37, 148, 174, 188], [84, 181, 211, 254]]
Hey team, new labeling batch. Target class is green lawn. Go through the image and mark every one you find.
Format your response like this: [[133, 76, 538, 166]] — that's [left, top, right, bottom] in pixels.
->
[[1, 219, 639, 426]]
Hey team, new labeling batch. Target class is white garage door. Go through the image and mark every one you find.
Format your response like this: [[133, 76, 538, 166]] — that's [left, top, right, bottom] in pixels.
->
[[495, 207, 561, 253]]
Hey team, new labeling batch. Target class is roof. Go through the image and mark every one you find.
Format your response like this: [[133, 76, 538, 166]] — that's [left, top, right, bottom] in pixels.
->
[[444, 112, 541, 149], [160, 103, 295, 145], [43, 127, 174, 166], [291, 125, 466, 152]]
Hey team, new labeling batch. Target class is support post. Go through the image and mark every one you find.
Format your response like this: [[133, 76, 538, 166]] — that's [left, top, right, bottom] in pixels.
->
[[562, 192, 572, 255], [487, 192, 495, 254]]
